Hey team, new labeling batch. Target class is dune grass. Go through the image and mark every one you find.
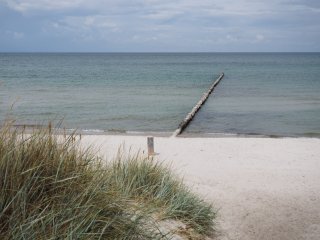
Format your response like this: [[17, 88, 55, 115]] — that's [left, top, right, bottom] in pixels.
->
[[0, 122, 216, 239]]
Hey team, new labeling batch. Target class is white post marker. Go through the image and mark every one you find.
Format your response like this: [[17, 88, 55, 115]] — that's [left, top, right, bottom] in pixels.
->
[[147, 137, 154, 156]]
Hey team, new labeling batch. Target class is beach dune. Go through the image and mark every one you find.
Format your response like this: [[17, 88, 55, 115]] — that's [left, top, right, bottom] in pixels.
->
[[80, 135, 320, 240]]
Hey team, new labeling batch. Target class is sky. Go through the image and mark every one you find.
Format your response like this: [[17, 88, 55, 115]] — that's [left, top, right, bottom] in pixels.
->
[[0, 0, 319, 52]]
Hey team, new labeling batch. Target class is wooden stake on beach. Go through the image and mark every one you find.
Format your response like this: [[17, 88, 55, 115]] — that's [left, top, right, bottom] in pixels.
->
[[172, 72, 224, 137], [147, 137, 155, 156]]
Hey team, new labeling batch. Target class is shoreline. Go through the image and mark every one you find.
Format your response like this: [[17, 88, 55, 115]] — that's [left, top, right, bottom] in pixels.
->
[[11, 125, 320, 139]]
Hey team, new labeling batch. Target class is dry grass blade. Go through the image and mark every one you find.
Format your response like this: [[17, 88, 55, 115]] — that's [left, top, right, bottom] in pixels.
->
[[0, 122, 216, 239]]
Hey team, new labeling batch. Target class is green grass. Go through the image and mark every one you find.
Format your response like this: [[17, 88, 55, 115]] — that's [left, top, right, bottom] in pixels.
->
[[0, 122, 216, 239]]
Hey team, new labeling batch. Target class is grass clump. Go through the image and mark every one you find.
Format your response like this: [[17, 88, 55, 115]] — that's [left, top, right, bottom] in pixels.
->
[[0, 123, 216, 239], [110, 154, 216, 235]]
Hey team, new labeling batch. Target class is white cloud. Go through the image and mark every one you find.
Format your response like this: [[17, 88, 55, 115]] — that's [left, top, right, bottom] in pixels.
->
[[2, 0, 319, 51], [13, 31, 24, 39], [255, 34, 265, 41], [4, 0, 85, 12], [132, 34, 158, 42], [5, 30, 25, 39], [226, 34, 239, 42], [5, 0, 319, 23], [4, 0, 144, 13], [4, 0, 317, 14], [143, 10, 182, 20], [48, 15, 121, 44], [57, 16, 117, 31]]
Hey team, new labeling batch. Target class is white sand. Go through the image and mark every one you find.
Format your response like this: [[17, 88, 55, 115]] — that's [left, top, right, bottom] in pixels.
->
[[80, 135, 320, 240]]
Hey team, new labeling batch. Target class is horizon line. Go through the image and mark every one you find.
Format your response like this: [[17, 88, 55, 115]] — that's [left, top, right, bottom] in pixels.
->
[[1, 51, 319, 54]]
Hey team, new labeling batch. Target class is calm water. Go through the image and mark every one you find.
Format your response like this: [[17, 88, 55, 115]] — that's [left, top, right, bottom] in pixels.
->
[[1, 53, 320, 137]]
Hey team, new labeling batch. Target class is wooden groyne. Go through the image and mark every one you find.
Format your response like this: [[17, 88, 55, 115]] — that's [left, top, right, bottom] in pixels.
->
[[172, 72, 224, 137]]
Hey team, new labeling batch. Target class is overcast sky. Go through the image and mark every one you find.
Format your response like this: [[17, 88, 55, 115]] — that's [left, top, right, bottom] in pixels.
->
[[1, 0, 319, 52]]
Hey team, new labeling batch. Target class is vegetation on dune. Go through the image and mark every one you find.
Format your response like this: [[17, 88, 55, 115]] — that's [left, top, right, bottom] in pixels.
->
[[0, 122, 216, 239]]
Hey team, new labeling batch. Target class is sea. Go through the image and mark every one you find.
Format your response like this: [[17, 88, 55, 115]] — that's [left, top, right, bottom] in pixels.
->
[[1, 53, 320, 137]]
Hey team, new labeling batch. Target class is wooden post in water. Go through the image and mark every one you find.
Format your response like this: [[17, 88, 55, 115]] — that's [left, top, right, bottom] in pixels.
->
[[172, 72, 224, 137], [147, 137, 155, 156]]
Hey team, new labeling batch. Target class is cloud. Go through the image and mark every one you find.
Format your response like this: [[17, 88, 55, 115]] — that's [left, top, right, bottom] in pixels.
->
[[4, 30, 25, 39], [4, 0, 85, 12], [226, 34, 240, 42], [13, 31, 24, 39], [255, 34, 265, 42], [143, 10, 183, 21], [60, 15, 119, 31], [4, 0, 320, 18], [47, 15, 121, 44], [1, 0, 320, 51]]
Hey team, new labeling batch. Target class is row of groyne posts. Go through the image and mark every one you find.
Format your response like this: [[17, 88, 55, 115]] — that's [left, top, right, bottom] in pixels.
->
[[147, 72, 224, 156]]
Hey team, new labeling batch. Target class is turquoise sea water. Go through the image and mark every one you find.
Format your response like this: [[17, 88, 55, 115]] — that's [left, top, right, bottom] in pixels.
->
[[1, 53, 320, 137]]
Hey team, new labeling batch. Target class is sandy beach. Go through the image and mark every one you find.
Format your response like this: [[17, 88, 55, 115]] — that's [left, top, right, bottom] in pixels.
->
[[80, 135, 320, 240]]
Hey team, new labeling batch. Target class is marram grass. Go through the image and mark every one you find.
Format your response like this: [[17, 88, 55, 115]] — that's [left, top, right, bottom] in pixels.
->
[[0, 123, 216, 239]]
